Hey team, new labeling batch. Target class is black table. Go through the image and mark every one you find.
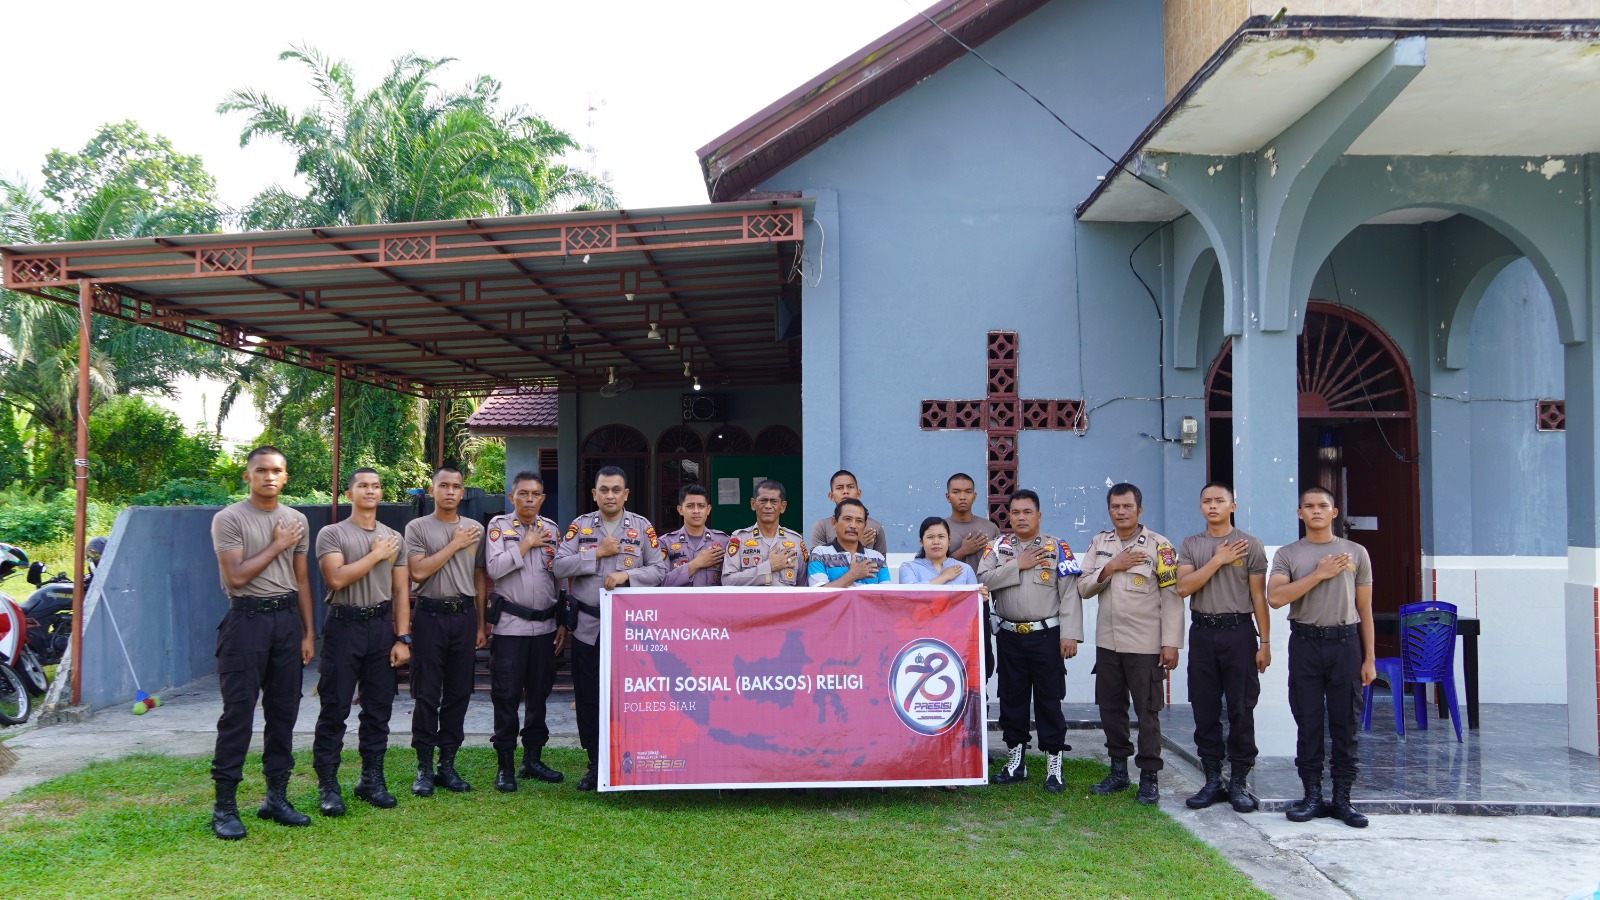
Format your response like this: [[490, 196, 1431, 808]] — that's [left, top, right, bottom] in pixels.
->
[[1373, 613, 1480, 730]]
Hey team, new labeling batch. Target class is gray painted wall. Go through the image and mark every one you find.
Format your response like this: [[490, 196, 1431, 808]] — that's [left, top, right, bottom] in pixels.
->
[[769, 0, 1175, 548]]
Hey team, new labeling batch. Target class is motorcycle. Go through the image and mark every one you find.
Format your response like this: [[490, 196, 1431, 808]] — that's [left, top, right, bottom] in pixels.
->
[[22, 535, 103, 666], [0, 544, 51, 725]]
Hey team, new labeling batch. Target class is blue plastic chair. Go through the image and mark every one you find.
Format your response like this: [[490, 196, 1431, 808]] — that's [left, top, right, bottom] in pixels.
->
[[1361, 601, 1463, 742]]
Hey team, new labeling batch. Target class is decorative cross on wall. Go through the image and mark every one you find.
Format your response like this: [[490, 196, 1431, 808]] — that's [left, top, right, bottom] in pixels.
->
[[920, 331, 1086, 529]]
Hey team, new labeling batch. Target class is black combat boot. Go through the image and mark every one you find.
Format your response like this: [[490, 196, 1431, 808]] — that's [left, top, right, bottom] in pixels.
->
[[576, 754, 599, 792], [1185, 760, 1226, 809], [1228, 764, 1258, 813], [210, 780, 247, 840], [1043, 752, 1064, 794], [315, 766, 346, 817], [256, 773, 311, 826], [1285, 774, 1325, 823], [495, 748, 518, 793], [353, 753, 397, 809], [1325, 779, 1369, 828], [1090, 757, 1132, 794], [412, 748, 436, 797], [519, 748, 564, 783], [991, 744, 1027, 785], [434, 748, 471, 793], [1135, 770, 1160, 805]]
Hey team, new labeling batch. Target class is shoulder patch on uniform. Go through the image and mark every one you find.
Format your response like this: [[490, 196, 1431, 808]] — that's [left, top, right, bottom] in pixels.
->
[[488, 528, 501, 542], [564, 522, 578, 541], [1056, 541, 1081, 576], [645, 526, 658, 548], [726, 541, 739, 557]]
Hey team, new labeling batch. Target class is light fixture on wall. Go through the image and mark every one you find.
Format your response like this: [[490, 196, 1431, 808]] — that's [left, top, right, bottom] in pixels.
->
[[648, 322, 662, 340], [682, 362, 691, 377], [693, 375, 701, 392], [624, 292, 635, 302]]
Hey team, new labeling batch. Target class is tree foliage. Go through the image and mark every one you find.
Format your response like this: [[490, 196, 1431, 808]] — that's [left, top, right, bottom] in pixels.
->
[[87, 396, 222, 501], [221, 47, 610, 492], [0, 123, 237, 491]]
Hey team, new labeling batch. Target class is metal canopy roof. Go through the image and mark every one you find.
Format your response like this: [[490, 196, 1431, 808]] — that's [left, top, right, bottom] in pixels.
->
[[1077, 17, 1600, 223], [1, 200, 810, 398]]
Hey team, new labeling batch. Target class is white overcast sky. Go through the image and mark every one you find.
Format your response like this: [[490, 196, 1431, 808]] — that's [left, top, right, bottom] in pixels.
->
[[0, 0, 912, 440]]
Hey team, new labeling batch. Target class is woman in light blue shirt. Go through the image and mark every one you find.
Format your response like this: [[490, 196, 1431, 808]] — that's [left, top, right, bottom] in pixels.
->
[[898, 517, 979, 586]]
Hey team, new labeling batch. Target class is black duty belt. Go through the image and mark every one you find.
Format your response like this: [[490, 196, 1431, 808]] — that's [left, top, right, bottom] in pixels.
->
[[1291, 621, 1359, 640], [328, 601, 392, 622], [417, 596, 473, 615], [1193, 612, 1253, 629], [576, 599, 601, 619], [494, 596, 559, 622], [230, 593, 296, 613]]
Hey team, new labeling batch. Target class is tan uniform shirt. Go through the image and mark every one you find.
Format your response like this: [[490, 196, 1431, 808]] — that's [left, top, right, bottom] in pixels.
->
[[976, 532, 1084, 641], [809, 516, 888, 556], [483, 513, 560, 637], [404, 514, 483, 599], [1271, 538, 1372, 627], [1177, 529, 1268, 615], [553, 510, 667, 645], [210, 500, 309, 597], [721, 525, 808, 587], [1078, 526, 1185, 654], [315, 518, 401, 608], [947, 516, 1000, 571]]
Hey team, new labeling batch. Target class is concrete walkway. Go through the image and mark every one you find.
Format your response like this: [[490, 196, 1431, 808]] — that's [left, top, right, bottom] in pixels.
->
[[5, 682, 1600, 899]]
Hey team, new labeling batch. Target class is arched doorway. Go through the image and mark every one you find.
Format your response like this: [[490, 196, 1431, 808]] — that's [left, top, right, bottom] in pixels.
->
[[1206, 302, 1421, 634], [655, 425, 707, 531], [579, 425, 649, 515]]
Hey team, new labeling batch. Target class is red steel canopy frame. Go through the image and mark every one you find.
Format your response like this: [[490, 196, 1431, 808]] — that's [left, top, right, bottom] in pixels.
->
[[1, 200, 809, 705]]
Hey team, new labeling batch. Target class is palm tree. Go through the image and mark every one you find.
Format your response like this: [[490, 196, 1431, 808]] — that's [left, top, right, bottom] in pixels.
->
[[220, 47, 614, 483], [221, 47, 615, 229]]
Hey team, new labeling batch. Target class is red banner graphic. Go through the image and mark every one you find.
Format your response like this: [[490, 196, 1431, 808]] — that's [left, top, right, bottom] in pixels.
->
[[599, 585, 987, 791]]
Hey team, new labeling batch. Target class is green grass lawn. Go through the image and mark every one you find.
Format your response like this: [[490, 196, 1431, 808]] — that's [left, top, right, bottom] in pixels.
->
[[0, 749, 1264, 899]]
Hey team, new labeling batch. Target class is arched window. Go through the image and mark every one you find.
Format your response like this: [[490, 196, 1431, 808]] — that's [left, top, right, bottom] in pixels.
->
[[579, 425, 649, 515], [705, 425, 752, 454], [655, 426, 706, 530], [753, 425, 801, 455]]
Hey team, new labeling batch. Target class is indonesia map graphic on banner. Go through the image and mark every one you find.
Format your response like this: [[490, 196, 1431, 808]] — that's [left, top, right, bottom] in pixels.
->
[[599, 586, 987, 791]]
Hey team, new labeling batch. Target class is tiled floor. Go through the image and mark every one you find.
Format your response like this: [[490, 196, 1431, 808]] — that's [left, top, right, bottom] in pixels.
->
[[1158, 702, 1600, 815], [986, 699, 1600, 814]]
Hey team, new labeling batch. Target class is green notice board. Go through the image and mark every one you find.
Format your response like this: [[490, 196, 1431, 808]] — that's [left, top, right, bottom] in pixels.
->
[[707, 455, 803, 534]]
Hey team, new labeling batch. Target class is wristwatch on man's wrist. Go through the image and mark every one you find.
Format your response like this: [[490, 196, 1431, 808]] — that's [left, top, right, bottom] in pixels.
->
[[395, 633, 412, 646]]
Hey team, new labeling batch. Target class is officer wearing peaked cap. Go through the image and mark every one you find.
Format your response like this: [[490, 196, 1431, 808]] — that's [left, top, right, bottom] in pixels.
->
[[553, 466, 667, 792], [977, 489, 1083, 795], [722, 479, 807, 587]]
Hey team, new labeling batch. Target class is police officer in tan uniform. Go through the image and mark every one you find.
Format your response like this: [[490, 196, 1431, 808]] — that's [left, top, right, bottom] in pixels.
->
[[482, 471, 566, 792], [976, 489, 1083, 794], [722, 480, 807, 588], [1078, 482, 1183, 805], [553, 465, 668, 791]]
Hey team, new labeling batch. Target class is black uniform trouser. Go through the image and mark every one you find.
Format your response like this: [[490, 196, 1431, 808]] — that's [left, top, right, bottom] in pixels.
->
[[995, 625, 1069, 753], [410, 606, 476, 753], [1094, 647, 1165, 772], [312, 615, 397, 770], [1288, 632, 1362, 781], [490, 632, 558, 752], [1187, 623, 1261, 766], [211, 606, 304, 786], [573, 636, 600, 760]]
